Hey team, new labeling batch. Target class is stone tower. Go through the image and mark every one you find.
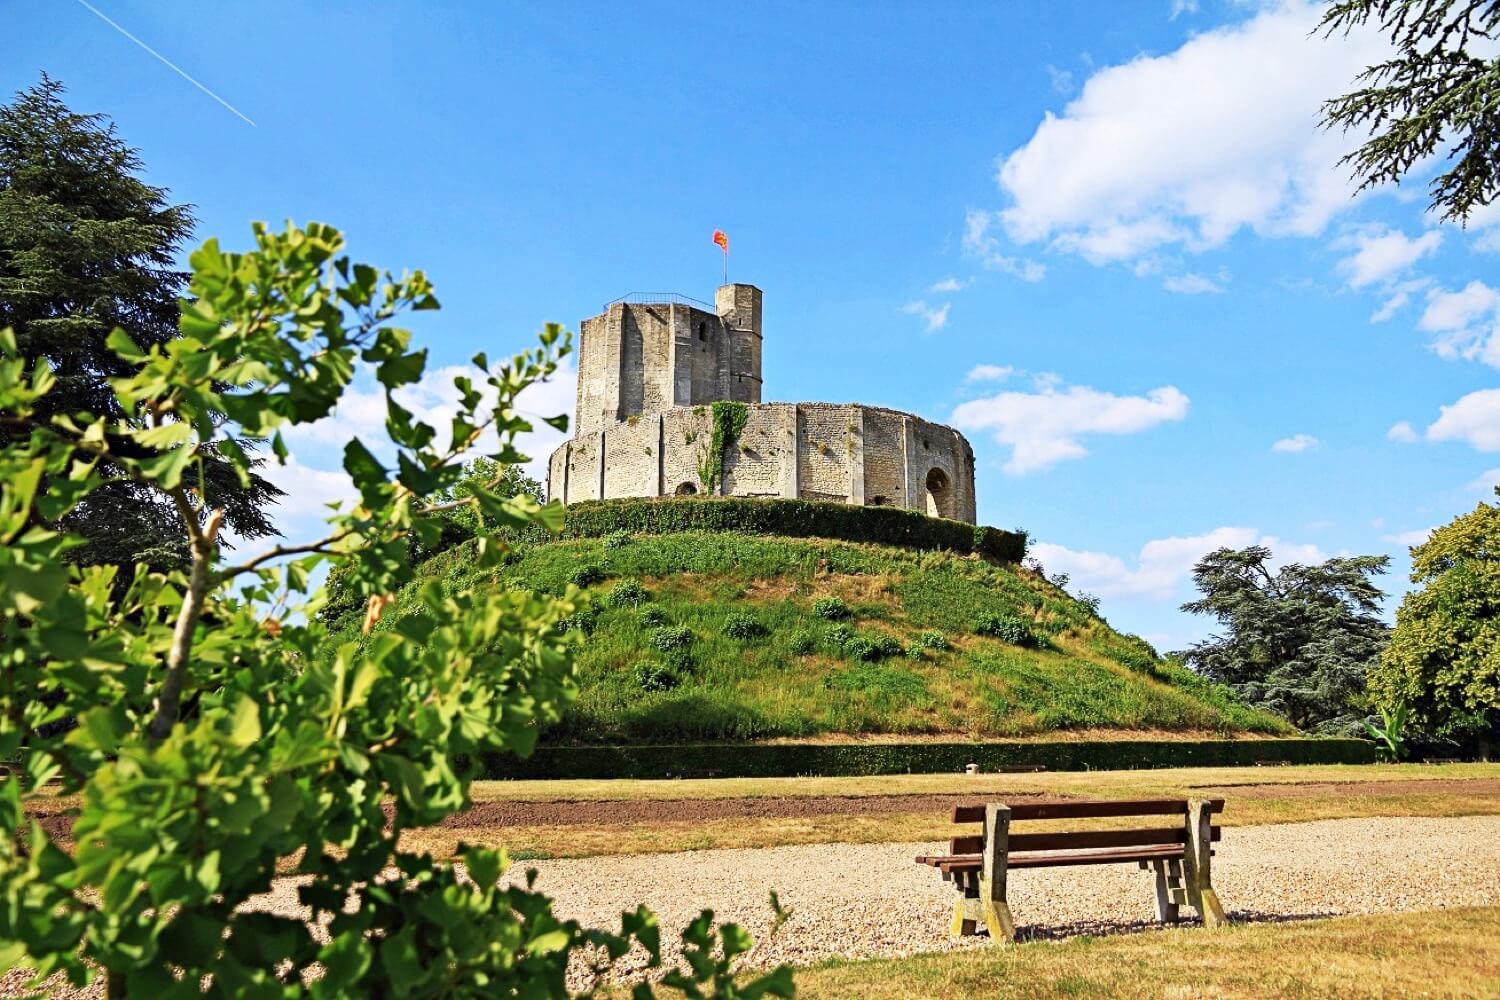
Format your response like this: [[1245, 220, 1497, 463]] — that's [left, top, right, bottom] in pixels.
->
[[550, 282, 978, 523], [574, 285, 763, 435]]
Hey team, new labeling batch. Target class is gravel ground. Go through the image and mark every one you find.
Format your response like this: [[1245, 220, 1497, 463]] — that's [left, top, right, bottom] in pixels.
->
[[7, 815, 1499, 995]]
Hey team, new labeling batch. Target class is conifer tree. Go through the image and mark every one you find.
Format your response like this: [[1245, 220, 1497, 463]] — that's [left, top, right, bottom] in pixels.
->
[[0, 75, 280, 568]]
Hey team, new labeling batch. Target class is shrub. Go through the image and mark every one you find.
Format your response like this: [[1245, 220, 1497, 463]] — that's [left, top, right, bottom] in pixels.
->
[[823, 623, 855, 649], [555, 606, 598, 635], [789, 632, 818, 655], [919, 631, 949, 650], [813, 596, 851, 620], [560, 496, 1028, 563], [637, 604, 668, 628], [650, 625, 694, 654], [723, 612, 768, 640], [904, 642, 925, 659], [571, 562, 606, 588], [976, 613, 1037, 647], [844, 631, 904, 662], [603, 530, 632, 550], [607, 579, 648, 608], [634, 661, 681, 692]]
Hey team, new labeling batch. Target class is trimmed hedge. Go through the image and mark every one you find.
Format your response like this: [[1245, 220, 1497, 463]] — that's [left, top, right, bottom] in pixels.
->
[[560, 497, 1028, 563], [478, 737, 1375, 779]]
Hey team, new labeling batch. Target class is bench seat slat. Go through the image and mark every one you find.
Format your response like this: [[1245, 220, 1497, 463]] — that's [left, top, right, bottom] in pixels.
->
[[920, 843, 1195, 874], [950, 797, 1224, 824], [950, 824, 1220, 854]]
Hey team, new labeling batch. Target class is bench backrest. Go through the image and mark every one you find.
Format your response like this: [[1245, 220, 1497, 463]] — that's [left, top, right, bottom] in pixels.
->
[[947, 798, 1224, 855]]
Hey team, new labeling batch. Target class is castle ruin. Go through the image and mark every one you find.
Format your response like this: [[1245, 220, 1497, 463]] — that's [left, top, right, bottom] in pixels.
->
[[547, 285, 978, 523]]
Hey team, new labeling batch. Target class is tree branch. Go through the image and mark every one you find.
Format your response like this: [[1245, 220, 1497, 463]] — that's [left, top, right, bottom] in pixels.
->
[[146, 504, 222, 745]]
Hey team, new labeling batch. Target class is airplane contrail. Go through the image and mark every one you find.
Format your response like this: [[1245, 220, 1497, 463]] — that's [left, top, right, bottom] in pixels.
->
[[73, 0, 257, 127]]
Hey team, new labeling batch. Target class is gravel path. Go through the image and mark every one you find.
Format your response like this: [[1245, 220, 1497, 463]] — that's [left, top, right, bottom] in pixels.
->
[[509, 814, 1500, 974], [7, 815, 1498, 995]]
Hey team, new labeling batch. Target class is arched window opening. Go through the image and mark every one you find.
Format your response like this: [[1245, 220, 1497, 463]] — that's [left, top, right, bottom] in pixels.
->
[[925, 468, 952, 519], [869, 495, 890, 507], [675, 482, 698, 496]]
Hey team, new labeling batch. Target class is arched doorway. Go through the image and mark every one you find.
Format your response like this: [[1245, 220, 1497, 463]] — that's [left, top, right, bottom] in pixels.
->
[[925, 468, 951, 519], [675, 482, 698, 496]]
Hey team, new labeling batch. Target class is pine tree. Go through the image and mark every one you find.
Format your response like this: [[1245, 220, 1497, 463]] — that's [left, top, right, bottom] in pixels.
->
[[0, 75, 281, 567]]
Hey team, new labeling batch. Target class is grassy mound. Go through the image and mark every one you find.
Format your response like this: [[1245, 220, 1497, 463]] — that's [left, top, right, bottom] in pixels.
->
[[326, 527, 1289, 744]]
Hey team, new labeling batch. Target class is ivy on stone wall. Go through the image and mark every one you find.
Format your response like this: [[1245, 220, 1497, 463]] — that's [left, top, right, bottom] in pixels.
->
[[697, 400, 749, 492]]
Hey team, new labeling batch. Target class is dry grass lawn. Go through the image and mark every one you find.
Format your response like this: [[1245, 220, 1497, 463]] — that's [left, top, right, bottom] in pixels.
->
[[792, 907, 1500, 999]]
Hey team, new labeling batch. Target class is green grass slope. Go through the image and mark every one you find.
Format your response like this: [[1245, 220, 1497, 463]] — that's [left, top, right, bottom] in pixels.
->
[[327, 528, 1290, 744]]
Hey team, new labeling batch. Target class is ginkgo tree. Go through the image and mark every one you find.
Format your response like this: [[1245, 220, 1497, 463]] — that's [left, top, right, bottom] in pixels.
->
[[0, 221, 794, 999]]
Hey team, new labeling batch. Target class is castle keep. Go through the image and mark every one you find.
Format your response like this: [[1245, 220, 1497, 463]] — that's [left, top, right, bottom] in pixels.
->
[[548, 284, 978, 523]]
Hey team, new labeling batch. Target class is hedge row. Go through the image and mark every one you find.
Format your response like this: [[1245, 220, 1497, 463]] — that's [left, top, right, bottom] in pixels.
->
[[559, 497, 1028, 563], [477, 737, 1375, 779]]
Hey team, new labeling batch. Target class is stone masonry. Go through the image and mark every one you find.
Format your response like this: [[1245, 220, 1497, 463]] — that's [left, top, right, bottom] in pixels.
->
[[548, 285, 977, 523]]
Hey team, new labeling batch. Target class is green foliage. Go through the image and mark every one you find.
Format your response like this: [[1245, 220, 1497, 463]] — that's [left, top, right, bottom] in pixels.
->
[[1320, 0, 1500, 224], [561, 496, 1028, 562], [484, 737, 1377, 779], [723, 612, 768, 640], [603, 530, 633, 550], [842, 631, 904, 662], [607, 578, 649, 608], [975, 613, 1037, 647], [1375, 494, 1500, 742], [789, 632, 818, 655], [638, 604, 669, 628], [919, 631, 949, 651], [813, 596, 851, 620], [634, 661, 681, 693], [697, 400, 749, 492], [1364, 700, 1409, 762], [571, 562, 606, 588], [650, 625, 695, 655], [824, 623, 855, 649], [0, 75, 282, 571], [0, 221, 789, 996], [1178, 545, 1390, 733]]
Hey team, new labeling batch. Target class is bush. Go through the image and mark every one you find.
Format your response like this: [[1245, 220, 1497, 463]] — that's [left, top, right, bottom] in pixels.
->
[[560, 496, 1028, 563], [603, 530, 633, 550], [649, 625, 694, 654], [976, 613, 1037, 647], [823, 623, 855, 649], [919, 631, 949, 650], [789, 632, 818, 655], [723, 612, 768, 640], [637, 604, 668, 628], [633, 661, 681, 692], [607, 579, 648, 608], [555, 608, 597, 635], [844, 631, 903, 662], [812, 596, 851, 620], [904, 642, 925, 659], [571, 563, 606, 588]]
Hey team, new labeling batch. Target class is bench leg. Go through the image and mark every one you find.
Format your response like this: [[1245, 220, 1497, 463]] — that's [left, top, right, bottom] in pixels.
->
[[1184, 799, 1227, 929], [980, 803, 1017, 943], [951, 896, 979, 936], [1150, 859, 1181, 923]]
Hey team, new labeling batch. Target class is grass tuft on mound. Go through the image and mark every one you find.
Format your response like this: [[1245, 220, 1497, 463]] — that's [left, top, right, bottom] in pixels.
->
[[325, 527, 1289, 744]]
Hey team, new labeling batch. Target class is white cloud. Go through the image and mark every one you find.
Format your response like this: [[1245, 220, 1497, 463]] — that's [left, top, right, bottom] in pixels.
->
[[990, 1, 1384, 266], [285, 360, 576, 478], [903, 299, 951, 333], [1382, 527, 1434, 547], [1163, 272, 1224, 294], [1272, 433, 1319, 453], [1045, 64, 1074, 95], [929, 276, 970, 293], [1387, 421, 1418, 443], [963, 209, 1048, 281], [1336, 226, 1442, 289], [951, 378, 1190, 474], [965, 364, 1017, 383], [1465, 467, 1500, 493], [1424, 388, 1500, 451], [1170, 0, 1199, 19], [1419, 280, 1500, 366], [1031, 527, 1324, 600], [1370, 277, 1432, 323]]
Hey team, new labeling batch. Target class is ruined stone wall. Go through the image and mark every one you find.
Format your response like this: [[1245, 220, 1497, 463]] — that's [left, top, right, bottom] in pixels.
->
[[548, 402, 977, 523]]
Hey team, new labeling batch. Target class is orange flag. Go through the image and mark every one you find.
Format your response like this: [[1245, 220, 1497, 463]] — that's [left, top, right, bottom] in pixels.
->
[[712, 229, 729, 252]]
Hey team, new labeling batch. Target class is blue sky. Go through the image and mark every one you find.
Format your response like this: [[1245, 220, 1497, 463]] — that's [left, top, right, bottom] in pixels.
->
[[8, 0, 1500, 648]]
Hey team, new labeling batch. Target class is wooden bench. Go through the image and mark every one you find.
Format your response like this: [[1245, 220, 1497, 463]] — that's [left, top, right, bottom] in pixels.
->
[[915, 798, 1227, 941]]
